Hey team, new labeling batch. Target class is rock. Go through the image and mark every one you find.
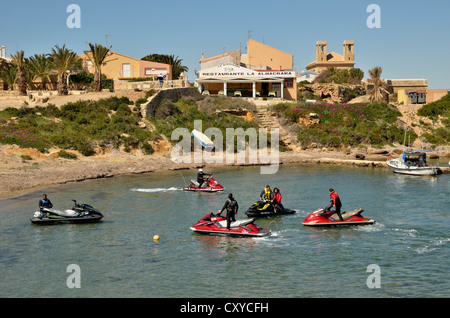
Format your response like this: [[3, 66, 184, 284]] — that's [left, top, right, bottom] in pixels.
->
[[299, 83, 366, 103], [355, 153, 365, 160], [368, 149, 389, 155], [428, 154, 439, 159]]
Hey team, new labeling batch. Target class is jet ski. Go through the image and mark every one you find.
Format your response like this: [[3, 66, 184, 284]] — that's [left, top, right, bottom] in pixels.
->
[[30, 199, 104, 225], [302, 208, 375, 227], [183, 176, 224, 192], [190, 213, 271, 237], [245, 200, 296, 217]]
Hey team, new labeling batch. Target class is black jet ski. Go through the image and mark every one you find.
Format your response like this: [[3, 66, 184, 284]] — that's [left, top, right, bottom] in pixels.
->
[[30, 200, 103, 225], [245, 200, 296, 217]]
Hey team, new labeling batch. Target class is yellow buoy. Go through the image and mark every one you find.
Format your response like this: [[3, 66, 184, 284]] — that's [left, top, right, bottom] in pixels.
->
[[153, 235, 160, 241]]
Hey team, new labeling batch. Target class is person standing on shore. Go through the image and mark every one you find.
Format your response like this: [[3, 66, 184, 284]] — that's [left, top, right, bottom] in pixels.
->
[[157, 73, 164, 88], [325, 188, 343, 221], [217, 193, 239, 230]]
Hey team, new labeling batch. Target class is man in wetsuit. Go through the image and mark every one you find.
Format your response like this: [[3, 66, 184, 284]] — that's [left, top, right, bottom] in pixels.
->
[[197, 168, 211, 188], [217, 193, 239, 230], [325, 188, 343, 221], [39, 194, 53, 210]]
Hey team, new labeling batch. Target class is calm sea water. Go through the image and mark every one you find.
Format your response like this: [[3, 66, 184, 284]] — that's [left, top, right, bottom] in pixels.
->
[[0, 164, 448, 298]]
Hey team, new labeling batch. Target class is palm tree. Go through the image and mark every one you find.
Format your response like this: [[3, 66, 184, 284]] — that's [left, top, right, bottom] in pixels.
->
[[50, 44, 79, 95], [11, 50, 28, 95], [169, 55, 189, 80], [141, 53, 189, 79], [84, 43, 111, 91], [367, 66, 388, 103], [27, 54, 52, 90], [0, 64, 17, 90]]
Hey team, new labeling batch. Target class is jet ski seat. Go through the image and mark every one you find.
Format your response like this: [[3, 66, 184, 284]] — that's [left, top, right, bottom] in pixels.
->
[[190, 180, 200, 187], [330, 208, 363, 221], [42, 208, 79, 217], [218, 218, 255, 228]]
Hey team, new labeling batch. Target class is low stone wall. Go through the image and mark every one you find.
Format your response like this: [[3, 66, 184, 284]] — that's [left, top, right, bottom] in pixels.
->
[[114, 79, 187, 92], [0, 89, 102, 98]]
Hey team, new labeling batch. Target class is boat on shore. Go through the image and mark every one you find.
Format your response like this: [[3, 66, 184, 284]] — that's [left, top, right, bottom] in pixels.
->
[[386, 151, 438, 176]]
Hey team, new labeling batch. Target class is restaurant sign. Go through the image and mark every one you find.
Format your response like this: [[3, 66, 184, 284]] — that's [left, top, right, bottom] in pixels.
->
[[199, 64, 294, 78]]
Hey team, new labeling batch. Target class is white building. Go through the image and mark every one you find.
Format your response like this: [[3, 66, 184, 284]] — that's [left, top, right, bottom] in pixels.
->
[[297, 70, 318, 83]]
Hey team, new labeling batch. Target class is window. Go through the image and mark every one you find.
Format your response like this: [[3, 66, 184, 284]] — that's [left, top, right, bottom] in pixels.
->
[[284, 78, 294, 88]]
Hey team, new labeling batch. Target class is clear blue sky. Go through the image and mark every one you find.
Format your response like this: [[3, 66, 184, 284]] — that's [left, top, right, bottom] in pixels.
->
[[1, 0, 449, 88]]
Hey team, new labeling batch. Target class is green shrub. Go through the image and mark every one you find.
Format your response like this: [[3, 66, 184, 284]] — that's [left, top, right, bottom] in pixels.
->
[[141, 142, 154, 155], [58, 150, 78, 159], [417, 93, 450, 119]]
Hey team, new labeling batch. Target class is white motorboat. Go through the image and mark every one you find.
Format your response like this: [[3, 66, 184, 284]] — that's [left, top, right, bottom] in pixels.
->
[[386, 151, 438, 176]]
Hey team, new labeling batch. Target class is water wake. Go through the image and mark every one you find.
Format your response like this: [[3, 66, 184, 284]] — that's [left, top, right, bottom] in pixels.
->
[[415, 237, 450, 254], [131, 187, 182, 193]]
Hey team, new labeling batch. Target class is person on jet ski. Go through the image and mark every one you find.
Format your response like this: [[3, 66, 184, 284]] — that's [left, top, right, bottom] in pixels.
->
[[38, 194, 53, 210], [259, 185, 273, 201], [324, 188, 343, 221], [197, 168, 211, 188], [217, 193, 239, 230], [271, 187, 284, 213]]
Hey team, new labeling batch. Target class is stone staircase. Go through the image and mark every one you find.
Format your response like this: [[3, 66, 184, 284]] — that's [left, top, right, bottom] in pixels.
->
[[253, 104, 292, 147]]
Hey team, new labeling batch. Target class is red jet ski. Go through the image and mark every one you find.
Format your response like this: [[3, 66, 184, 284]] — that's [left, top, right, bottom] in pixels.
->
[[302, 208, 375, 227], [183, 176, 224, 192], [190, 213, 271, 237]]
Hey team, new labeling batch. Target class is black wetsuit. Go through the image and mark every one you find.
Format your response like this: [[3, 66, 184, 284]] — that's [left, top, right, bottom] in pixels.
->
[[219, 198, 239, 230], [197, 172, 211, 187], [325, 191, 343, 221]]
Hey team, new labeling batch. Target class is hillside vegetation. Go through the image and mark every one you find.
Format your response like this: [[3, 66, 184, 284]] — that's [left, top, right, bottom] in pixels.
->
[[0, 97, 158, 155], [272, 101, 417, 148], [0, 95, 260, 156], [417, 92, 450, 145], [1, 93, 447, 157]]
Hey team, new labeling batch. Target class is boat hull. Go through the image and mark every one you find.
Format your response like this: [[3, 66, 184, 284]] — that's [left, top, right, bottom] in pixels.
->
[[302, 208, 375, 227], [386, 151, 438, 176], [190, 213, 271, 237], [30, 215, 103, 225], [387, 161, 438, 176]]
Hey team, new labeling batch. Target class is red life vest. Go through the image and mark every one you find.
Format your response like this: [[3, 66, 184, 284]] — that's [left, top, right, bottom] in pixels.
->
[[330, 191, 341, 206], [273, 193, 282, 204]]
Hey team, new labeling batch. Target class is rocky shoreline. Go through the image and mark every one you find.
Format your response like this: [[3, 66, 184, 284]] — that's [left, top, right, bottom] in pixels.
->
[[1, 144, 447, 199]]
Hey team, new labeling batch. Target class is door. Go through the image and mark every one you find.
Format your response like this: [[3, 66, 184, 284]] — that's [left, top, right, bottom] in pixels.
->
[[122, 63, 131, 77], [261, 82, 269, 96]]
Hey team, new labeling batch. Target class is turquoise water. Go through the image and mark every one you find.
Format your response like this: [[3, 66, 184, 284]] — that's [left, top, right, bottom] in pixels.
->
[[0, 164, 448, 298]]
